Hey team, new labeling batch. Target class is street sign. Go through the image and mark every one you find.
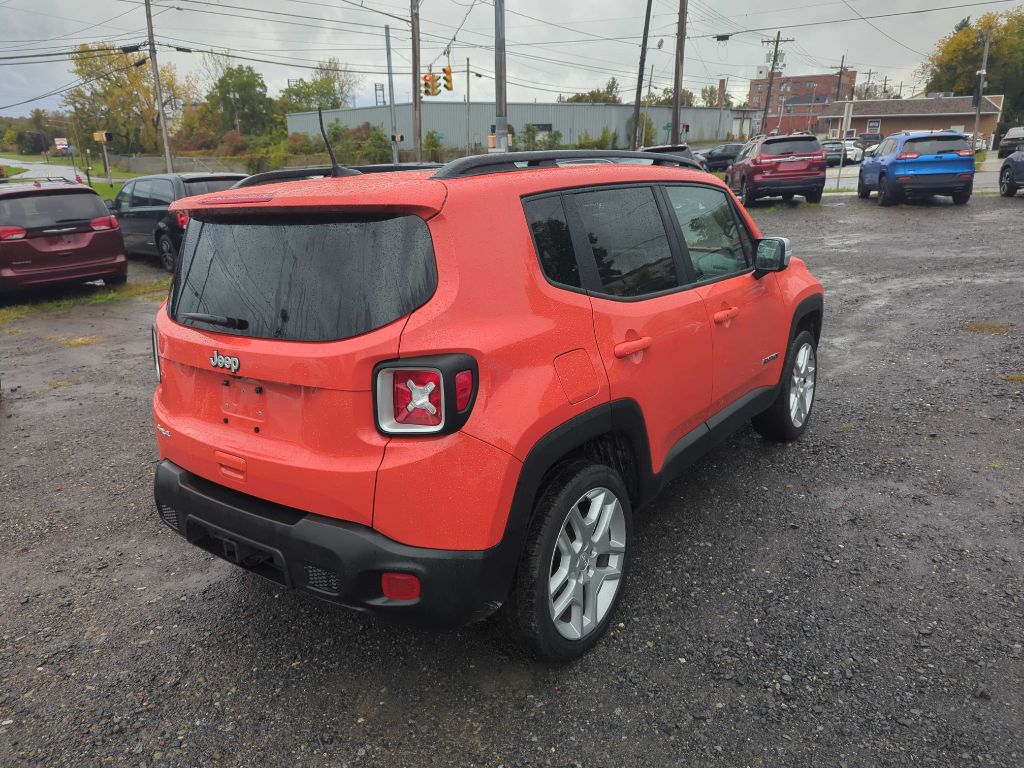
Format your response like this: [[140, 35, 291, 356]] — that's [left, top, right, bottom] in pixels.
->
[[662, 123, 672, 130], [93, 131, 113, 143], [54, 137, 68, 150]]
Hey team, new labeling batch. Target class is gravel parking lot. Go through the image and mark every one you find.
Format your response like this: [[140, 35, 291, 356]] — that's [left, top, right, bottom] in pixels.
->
[[1, 195, 1021, 767]]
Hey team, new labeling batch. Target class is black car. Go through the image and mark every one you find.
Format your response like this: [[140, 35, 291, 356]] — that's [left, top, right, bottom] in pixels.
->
[[640, 143, 707, 170], [696, 143, 743, 171], [110, 173, 245, 271], [822, 140, 845, 167], [997, 127, 1024, 159], [999, 148, 1024, 197]]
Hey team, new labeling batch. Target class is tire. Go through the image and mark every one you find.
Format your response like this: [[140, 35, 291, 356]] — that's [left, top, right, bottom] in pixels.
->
[[752, 329, 818, 443], [157, 234, 177, 273], [741, 178, 756, 207], [505, 461, 632, 662], [999, 168, 1018, 197], [951, 185, 972, 205], [104, 272, 127, 286], [804, 188, 823, 204], [781, 193, 795, 202], [877, 174, 898, 206], [857, 172, 871, 199]]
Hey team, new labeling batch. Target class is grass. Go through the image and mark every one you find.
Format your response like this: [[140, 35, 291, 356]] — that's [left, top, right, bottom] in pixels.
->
[[43, 379, 81, 390], [0, 165, 28, 179], [975, 149, 987, 169], [0, 152, 145, 180], [88, 181, 123, 200], [1001, 373, 1024, 383], [44, 335, 100, 347], [961, 321, 1016, 334], [0, 277, 170, 328]]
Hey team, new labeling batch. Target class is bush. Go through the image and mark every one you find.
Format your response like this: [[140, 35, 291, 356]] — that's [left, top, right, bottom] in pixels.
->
[[220, 130, 248, 156]]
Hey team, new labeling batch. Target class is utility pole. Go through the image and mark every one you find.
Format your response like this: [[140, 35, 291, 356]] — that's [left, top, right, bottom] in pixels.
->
[[972, 32, 990, 150], [670, 0, 688, 145], [411, 0, 422, 161], [385, 25, 399, 164], [144, 0, 173, 173], [494, 0, 508, 152], [897, 81, 904, 97], [881, 75, 889, 97], [465, 58, 471, 156], [630, 0, 654, 150], [832, 55, 846, 101], [761, 31, 793, 134], [715, 76, 729, 139]]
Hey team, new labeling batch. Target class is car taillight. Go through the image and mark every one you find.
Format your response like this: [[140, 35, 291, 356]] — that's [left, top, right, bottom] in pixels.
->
[[896, 152, 920, 160], [455, 369, 473, 411], [90, 215, 118, 231], [0, 225, 27, 241], [176, 212, 190, 229], [374, 354, 478, 436], [956, 149, 974, 157]]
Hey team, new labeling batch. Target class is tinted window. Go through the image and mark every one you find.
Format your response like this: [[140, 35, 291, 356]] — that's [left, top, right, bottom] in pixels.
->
[[131, 179, 152, 207], [665, 186, 749, 281], [183, 178, 244, 195], [761, 137, 822, 155], [523, 196, 580, 288], [150, 179, 174, 206], [645, 145, 696, 162], [0, 190, 107, 229], [572, 187, 677, 298], [114, 182, 132, 211], [171, 215, 436, 342], [904, 135, 970, 154]]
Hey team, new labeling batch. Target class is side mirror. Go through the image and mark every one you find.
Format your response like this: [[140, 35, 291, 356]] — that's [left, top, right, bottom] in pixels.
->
[[105, 199, 116, 211], [754, 237, 792, 275]]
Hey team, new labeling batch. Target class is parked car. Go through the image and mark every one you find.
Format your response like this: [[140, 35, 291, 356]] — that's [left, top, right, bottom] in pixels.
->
[[859, 133, 883, 146], [151, 151, 824, 660], [822, 140, 845, 167], [695, 143, 744, 171], [843, 140, 864, 163], [0, 179, 126, 293], [641, 143, 707, 170], [997, 126, 1024, 158], [725, 134, 826, 205], [999, 148, 1024, 197], [110, 173, 245, 271], [863, 144, 879, 158], [858, 131, 974, 206]]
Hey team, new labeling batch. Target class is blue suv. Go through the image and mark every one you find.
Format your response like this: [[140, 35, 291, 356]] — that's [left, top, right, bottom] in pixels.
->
[[858, 131, 975, 206]]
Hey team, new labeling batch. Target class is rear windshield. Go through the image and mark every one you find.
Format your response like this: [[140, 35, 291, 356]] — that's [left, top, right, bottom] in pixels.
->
[[170, 214, 436, 342], [183, 178, 243, 195], [762, 137, 822, 155], [0, 190, 106, 229], [904, 135, 970, 154], [823, 142, 843, 149]]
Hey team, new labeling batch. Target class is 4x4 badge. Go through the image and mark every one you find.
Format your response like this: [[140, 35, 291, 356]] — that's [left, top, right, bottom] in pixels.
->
[[210, 350, 240, 373]]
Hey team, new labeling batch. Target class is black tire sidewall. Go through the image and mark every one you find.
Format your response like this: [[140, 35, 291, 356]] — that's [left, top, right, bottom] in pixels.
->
[[157, 235, 176, 272]]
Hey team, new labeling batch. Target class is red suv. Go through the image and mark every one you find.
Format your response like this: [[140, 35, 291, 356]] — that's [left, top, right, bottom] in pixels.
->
[[152, 151, 824, 660], [1, 179, 126, 292], [725, 134, 827, 206]]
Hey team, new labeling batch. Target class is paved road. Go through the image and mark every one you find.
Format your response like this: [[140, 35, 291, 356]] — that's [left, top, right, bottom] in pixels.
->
[[1, 196, 1022, 767], [0, 155, 124, 184]]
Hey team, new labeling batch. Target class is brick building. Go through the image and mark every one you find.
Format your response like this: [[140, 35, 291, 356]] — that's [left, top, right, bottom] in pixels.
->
[[818, 95, 1005, 143], [747, 70, 858, 133]]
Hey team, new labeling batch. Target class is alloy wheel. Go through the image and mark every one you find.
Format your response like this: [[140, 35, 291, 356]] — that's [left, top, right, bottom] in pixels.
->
[[548, 487, 626, 641], [158, 237, 175, 272], [789, 342, 816, 428]]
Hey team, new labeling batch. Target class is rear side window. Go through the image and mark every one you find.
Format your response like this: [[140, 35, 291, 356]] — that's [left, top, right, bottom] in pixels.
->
[[762, 137, 822, 155], [523, 196, 580, 288], [131, 180, 152, 207], [571, 187, 677, 298], [0, 191, 106, 229], [904, 135, 970, 154], [183, 178, 243, 196], [150, 179, 175, 206], [171, 214, 436, 342]]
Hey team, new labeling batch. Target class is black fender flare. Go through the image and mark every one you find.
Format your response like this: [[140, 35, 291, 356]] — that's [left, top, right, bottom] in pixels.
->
[[788, 293, 824, 345]]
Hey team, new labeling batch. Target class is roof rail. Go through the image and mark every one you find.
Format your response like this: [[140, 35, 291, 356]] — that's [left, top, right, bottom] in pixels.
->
[[233, 162, 443, 188], [0, 176, 78, 185], [431, 149, 703, 179]]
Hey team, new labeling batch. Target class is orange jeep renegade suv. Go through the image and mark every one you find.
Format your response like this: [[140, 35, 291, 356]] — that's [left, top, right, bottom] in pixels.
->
[[152, 150, 824, 660]]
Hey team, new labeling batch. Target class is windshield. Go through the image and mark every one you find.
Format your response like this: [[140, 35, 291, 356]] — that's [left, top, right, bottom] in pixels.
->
[[171, 213, 436, 342], [183, 178, 244, 195], [0, 190, 107, 229], [762, 137, 821, 155], [823, 142, 843, 150], [904, 136, 971, 154]]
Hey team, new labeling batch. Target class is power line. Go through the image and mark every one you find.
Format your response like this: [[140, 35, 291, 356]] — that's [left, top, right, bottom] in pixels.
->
[[838, 0, 927, 58]]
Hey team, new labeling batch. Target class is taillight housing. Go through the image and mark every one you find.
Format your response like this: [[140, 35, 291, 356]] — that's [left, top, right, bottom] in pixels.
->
[[896, 152, 920, 160], [176, 212, 190, 230], [0, 225, 27, 241], [956, 149, 974, 157], [90, 215, 119, 231], [374, 354, 478, 436]]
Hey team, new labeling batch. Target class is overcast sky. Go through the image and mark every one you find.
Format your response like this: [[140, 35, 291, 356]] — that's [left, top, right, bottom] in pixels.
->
[[0, 0, 1000, 117]]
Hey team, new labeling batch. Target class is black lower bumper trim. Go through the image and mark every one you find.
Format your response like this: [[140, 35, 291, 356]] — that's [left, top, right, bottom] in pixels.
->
[[153, 461, 518, 629], [751, 177, 825, 196]]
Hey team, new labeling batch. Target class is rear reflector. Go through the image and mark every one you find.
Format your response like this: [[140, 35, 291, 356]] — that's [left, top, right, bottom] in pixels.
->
[[0, 226, 27, 241], [958, 173, 974, 179], [90, 215, 119, 231], [455, 369, 473, 411], [176, 212, 190, 229], [896, 176, 911, 182], [381, 572, 421, 600]]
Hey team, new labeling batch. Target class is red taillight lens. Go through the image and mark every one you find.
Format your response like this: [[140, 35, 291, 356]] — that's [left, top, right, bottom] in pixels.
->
[[957, 172, 973, 179], [956, 149, 974, 157], [896, 152, 920, 160], [176, 212, 190, 229], [381, 572, 421, 601], [90, 215, 118, 231], [382, 368, 443, 430], [0, 225, 27, 241], [455, 369, 473, 411]]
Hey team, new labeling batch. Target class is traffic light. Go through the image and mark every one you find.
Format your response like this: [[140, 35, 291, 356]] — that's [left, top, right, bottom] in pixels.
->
[[442, 65, 453, 91], [422, 72, 440, 97]]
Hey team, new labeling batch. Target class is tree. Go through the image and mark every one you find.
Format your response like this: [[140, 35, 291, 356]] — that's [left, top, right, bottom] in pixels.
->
[[207, 65, 273, 135], [577, 126, 618, 149], [566, 77, 621, 103], [924, 9, 1024, 121], [642, 86, 695, 107], [422, 129, 443, 161], [699, 86, 734, 108], [520, 123, 540, 150], [313, 57, 359, 107], [626, 113, 656, 147], [278, 59, 359, 114]]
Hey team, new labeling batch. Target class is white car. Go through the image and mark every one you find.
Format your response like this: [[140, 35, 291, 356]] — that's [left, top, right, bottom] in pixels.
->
[[843, 141, 864, 163]]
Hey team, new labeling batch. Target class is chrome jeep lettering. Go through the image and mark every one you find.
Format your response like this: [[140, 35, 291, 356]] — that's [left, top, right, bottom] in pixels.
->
[[210, 350, 240, 373]]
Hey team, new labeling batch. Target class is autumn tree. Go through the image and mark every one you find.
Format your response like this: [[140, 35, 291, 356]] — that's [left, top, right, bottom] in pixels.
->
[[565, 78, 621, 104], [924, 9, 1024, 120], [642, 86, 695, 107]]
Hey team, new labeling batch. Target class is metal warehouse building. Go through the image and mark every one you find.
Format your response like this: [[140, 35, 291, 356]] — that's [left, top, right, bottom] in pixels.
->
[[287, 102, 762, 151]]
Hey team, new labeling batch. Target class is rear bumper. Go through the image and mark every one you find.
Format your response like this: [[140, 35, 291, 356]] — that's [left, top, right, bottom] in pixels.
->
[[892, 173, 972, 194], [750, 176, 825, 196], [0, 254, 127, 291], [153, 460, 518, 629]]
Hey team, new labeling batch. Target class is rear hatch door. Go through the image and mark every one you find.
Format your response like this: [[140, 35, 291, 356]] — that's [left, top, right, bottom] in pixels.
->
[[155, 208, 439, 525], [759, 136, 824, 178], [900, 135, 974, 177]]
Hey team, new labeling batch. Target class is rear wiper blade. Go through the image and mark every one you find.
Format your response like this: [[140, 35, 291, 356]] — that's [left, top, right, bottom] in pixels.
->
[[181, 312, 249, 330]]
